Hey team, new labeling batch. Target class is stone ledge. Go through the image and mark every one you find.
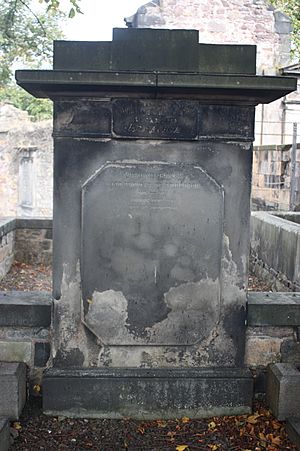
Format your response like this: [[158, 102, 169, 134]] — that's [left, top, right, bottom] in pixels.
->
[[0, 362, 26, 420], [0, 218, 16, 239], [286, 417, 300, 451], [0, 419, 10, 451], [0, 217, 53, 238], [43, 367, 253, 419], [15, 217, 52, 230], [267, 363, 300, 420], [0, 291, 52, 327], [247, 292, 300, 326]]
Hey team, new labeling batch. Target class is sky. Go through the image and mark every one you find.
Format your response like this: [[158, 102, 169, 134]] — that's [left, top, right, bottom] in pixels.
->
[[61, 0, 144, 41]]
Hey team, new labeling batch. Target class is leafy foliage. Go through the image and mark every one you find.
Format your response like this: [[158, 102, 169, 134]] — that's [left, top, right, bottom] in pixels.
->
[[0, 0, 66, 85], [0, 85, 52, 121], [0, 0, 69, 119], [270, 0, 300, 59]]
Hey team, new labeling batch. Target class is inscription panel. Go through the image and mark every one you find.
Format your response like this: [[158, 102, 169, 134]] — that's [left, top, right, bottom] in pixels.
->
[[112, 100, 198, 140], [81, 162, 224, 346]]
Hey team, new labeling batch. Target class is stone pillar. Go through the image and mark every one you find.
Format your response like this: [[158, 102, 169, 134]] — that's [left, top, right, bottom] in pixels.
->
[[16, 28, 296, 418]]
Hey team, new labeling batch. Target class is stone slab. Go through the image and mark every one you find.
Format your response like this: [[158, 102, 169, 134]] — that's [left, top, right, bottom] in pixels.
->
[[15, 217, 52, 230], [0, 419, 10, 451], [0, 362, 26, 419], [267, 363, 300, 420], [43, 367, 253, 419], [0, 291, 52, 327], [247, 292, 300, 326], [15, 70, 297, 104], [286, 417, 300, 451], [81, 161, 223, 346], [0, 341, 31, 364]]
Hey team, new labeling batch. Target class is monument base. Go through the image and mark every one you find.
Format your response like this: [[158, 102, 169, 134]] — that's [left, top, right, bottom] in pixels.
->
[[43, 367, 253, 419]]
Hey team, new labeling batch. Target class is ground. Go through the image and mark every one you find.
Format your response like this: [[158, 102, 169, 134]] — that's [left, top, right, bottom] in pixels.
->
[[0, 263, 296, 450]]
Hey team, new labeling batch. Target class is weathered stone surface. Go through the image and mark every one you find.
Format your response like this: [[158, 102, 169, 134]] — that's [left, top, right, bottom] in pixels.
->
[[0, 341, 31, 364], [267, 363, 300, 420], [245, 335, 282, 367], [34, 341, 51, 367], [0, 291, 52, 327], [0, 362, 26, 419], [281, 339, 300, 365], [43, 367, 253, 419], [15, 228, 52, 265], [82, 161, 223, 346], [54, 101, 111, 138], [0, 104, 53, 218], [247, 292, 300, 326], [250, 212, 300, 291], [286, 417, 300, 451], [125, 0, 292, 74], [0, 419, 10, 451], [112, 100, 198, 140]]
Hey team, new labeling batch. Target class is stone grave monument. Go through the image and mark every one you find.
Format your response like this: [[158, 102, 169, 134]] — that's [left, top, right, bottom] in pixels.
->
[[16, 28, 296, 418]]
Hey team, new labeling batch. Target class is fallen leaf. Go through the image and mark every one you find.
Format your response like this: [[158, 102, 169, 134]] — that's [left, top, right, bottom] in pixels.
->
[[137, 426, 145, 435], [13, 422, 22, 430], [208, 421, 217, 430], [181, 416, 190, 423], [157, 419, 167, 428], [247, 414, 261, 424], [176, 446, 189, 451]]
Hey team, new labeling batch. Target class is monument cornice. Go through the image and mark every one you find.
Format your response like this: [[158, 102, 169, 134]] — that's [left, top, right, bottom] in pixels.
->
[[15, 69, 297, 105]]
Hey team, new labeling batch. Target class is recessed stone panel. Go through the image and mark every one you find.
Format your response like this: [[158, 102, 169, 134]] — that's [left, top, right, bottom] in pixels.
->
[[112, 99, 198, 140], [81, 161, 224, 346], [54, 101, 111, 137]]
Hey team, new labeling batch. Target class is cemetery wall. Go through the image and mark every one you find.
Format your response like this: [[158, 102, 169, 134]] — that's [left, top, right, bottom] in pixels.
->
[[250, 211, 300, 291], [0, 104, 53, 218], [0, 220, 15, 279], [0, 218, 52, 279]]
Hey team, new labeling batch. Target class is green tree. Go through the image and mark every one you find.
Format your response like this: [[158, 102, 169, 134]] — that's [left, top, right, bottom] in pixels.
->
[[0, 0, 81, 120], [270, 0, 300, 59]]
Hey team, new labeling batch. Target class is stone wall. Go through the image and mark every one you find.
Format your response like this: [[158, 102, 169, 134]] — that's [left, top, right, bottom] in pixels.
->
[[0, 291, 52, 387], [126, 0, 291, 75], [0, 220, 15, 279], [0, 104, 53, 218], [251, 144, 295, 211], [250, 211, 300, 291], [0, 218, 52, 279], [14, 220, 52, 266]]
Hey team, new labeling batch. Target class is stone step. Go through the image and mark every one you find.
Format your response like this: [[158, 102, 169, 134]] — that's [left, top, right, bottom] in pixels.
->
[[267, 363, 300, 420], [0, 362, 26, 420], [286, 417, 300, 451], [247, 292, 300, 327], [0, 419, 10, 451], [0, 291, 52, 327], [43, 367, 253, 419]]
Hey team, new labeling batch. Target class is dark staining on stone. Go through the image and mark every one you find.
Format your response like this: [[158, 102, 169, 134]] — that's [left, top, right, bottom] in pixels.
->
[[223, 305, 247, 367], [54, 348, 85, 368]]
